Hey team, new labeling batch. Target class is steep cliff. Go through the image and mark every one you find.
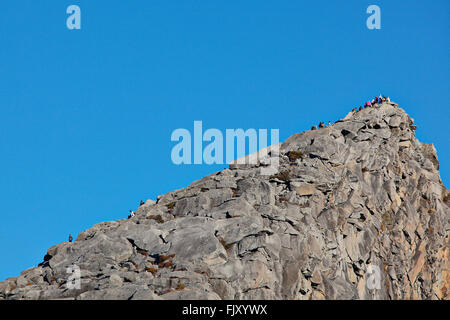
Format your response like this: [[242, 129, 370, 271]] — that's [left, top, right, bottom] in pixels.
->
[[1, 102, 448, 300]]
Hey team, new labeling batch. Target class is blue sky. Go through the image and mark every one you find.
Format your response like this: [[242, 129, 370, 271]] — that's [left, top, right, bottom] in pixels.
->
[[0, 0, 448, 280]]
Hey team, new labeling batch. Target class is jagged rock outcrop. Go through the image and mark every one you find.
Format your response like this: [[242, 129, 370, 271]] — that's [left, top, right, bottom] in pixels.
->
[[1, 102, 448, 300]]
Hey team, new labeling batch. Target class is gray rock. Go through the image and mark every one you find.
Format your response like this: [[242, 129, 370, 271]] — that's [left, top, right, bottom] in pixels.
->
[[1, 103, 448, 300]]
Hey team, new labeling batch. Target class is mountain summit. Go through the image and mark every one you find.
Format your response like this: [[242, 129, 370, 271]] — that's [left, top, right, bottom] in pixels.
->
[[1, 101, 448, 300]]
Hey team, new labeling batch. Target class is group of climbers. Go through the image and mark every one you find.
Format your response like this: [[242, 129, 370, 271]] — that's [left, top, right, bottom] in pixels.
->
[[311, 94, 392, 131], [362, 95, 390, 109], [128, 200, 145, 218], [311, 121, 332, 130], [353, 95, 391, 113]]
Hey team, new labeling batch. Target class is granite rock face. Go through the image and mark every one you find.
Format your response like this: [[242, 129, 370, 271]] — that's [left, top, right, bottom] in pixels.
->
[[1, 102, 448, 300]]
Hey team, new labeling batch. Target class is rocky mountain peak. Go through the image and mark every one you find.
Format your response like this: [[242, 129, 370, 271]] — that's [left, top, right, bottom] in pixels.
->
[[1, 101, 448, 300]]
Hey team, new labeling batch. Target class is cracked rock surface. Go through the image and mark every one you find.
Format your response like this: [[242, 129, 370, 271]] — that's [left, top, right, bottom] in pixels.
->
[[1, 102, 448, 300]]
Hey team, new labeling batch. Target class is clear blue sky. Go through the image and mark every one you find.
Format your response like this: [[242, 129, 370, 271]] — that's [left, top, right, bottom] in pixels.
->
[[0, 0, 448, 281]]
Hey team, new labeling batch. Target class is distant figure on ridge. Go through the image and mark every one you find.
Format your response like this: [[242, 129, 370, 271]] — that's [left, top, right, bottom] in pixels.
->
[[319, 122, 325, 128], [352, 107, 357, 112], [140, 200, 145, 206], [128, 210, 135, 219], [68, 234, 73, 243], [311, 125, 317, 130], [358, 106, 363, 111], [386, 96, 391, 102]]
